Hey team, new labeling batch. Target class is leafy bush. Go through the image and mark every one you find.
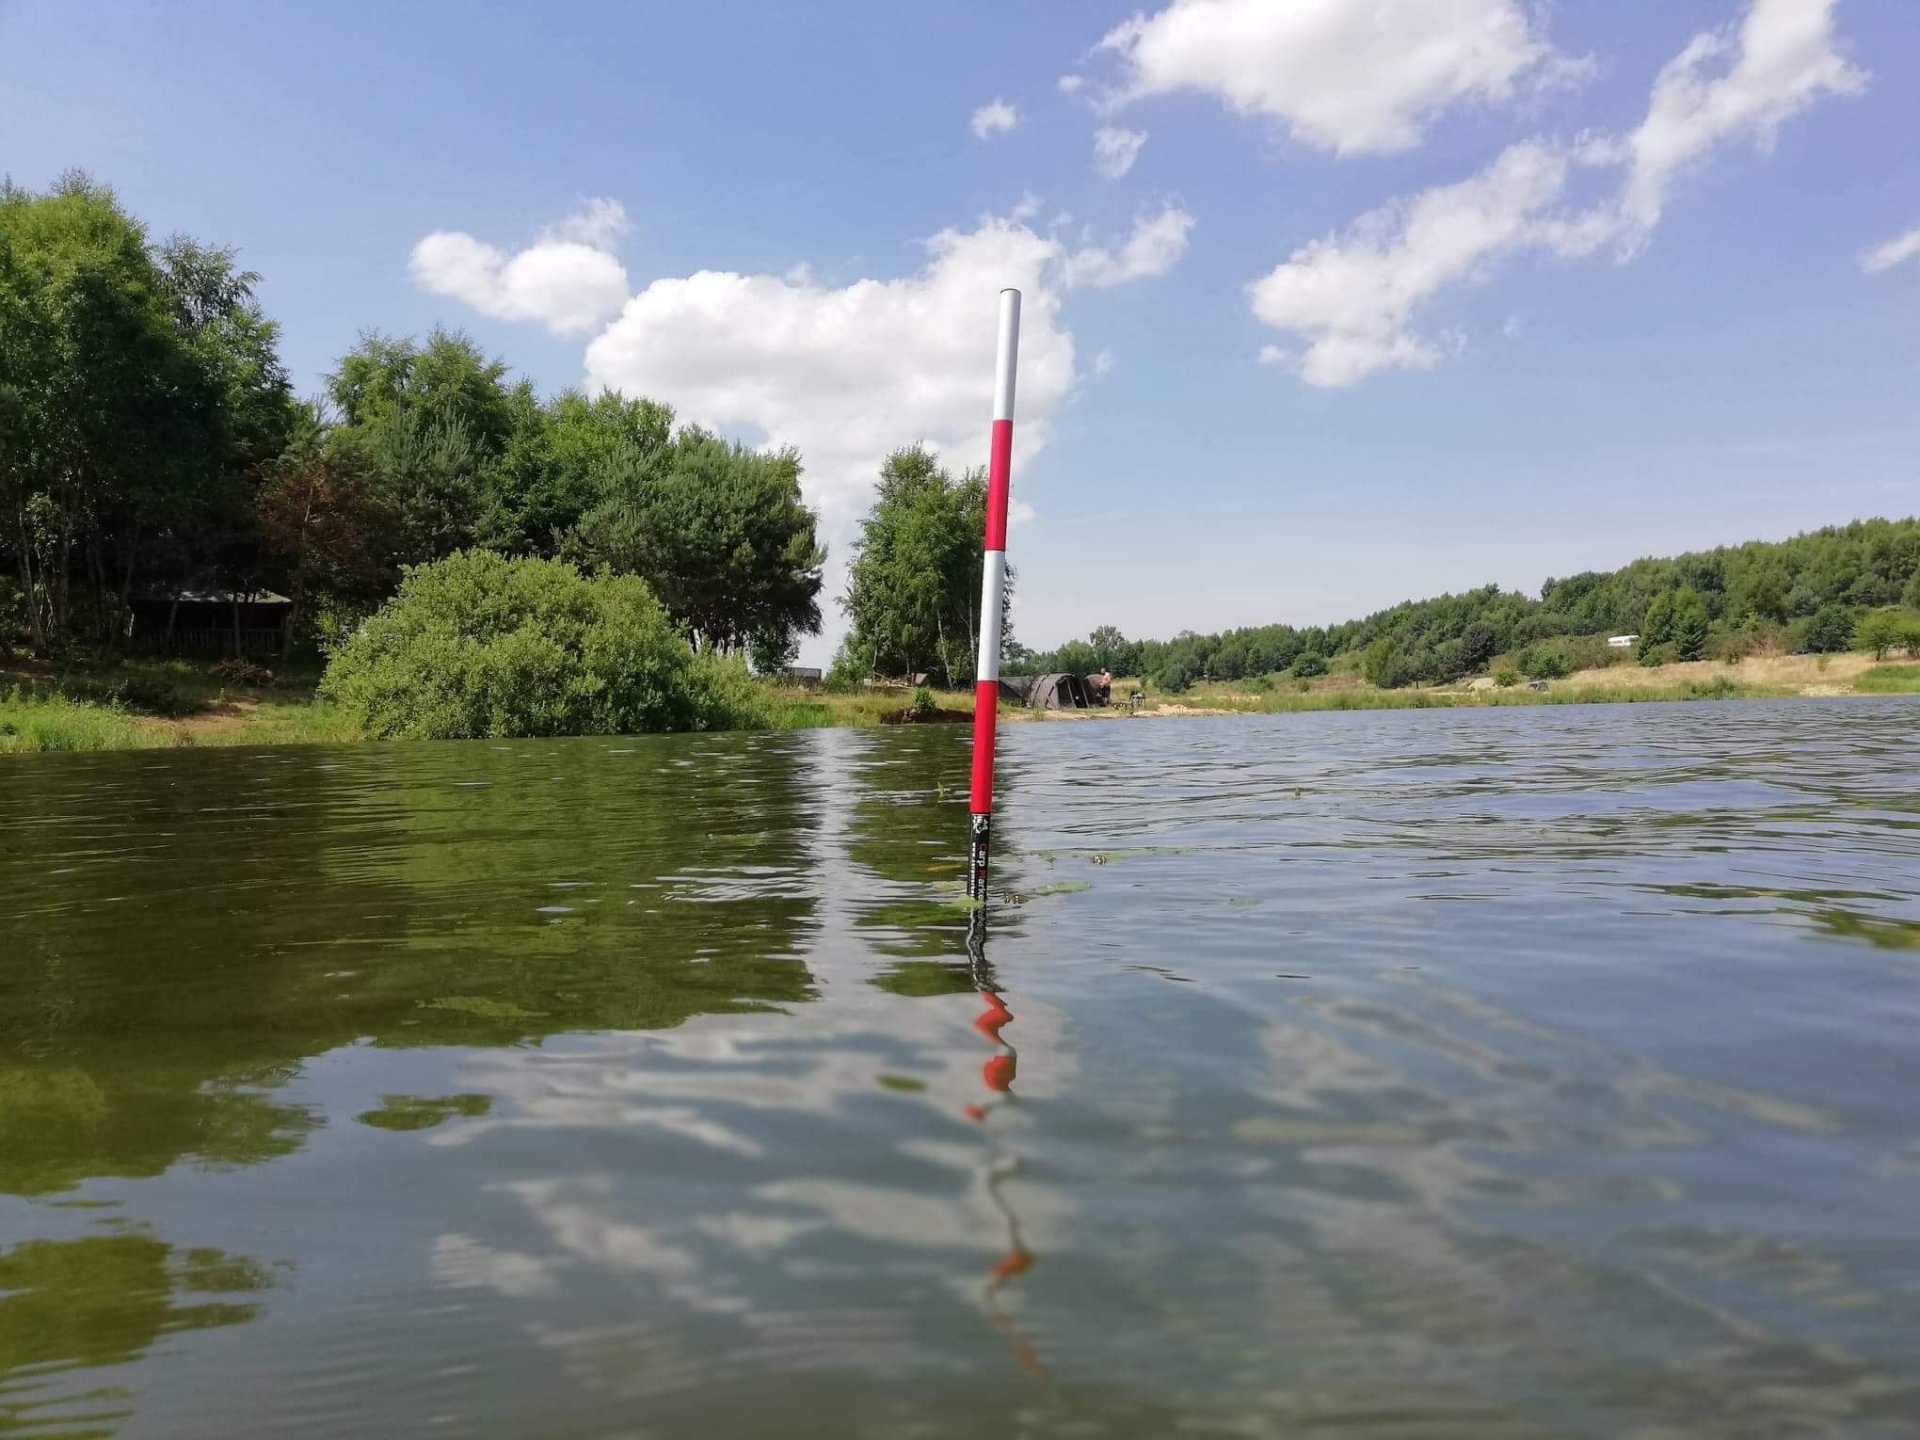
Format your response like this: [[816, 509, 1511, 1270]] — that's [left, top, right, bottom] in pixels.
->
[[1801, 604, 1856, 655], [58, 669, 195, 717], [1682, 675, 1739, 700], [1519, 641, 1574, 680], [1152, 655, 1199, 693], [911, 686, 936, 718], [1362, 638, 1414, 689], [1288, 651, 1328, 679], [320, 551, 760, 739], [1707, 627, 1763, 664], [1493, 666, 1521, 688]]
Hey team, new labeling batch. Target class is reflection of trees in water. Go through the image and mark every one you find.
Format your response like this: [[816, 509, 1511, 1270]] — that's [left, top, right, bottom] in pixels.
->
[[0, 1233, 272, 1433], [0, 735, 822, 1195]]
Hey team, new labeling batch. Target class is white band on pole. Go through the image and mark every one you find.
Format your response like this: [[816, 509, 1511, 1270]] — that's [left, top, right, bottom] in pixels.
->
[[993, 289, 1021, 422], [977, 550, 1007, 683]]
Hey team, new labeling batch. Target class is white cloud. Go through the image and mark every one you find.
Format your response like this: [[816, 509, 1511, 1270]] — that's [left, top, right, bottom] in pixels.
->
[[1863, 226, 1920, 274], [1617, 0, 1863, 237], [583, 216, 1077, 533], [1092, 126, 1148, 179], [1061, 205, 1195, 289], [1058, 74, 1086, 96], [1248, 0, 1863, 387], [1093, 348, 1116, 376], [539, 197, 629, 250], [410, 199, 631, 337], [1097, 0, 1576, 156], [970, 98, 1019, 140], [1248, 142, 1581, 386]]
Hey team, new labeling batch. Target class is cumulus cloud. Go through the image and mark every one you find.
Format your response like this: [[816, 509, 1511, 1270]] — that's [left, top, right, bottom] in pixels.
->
[[410, 199, 631, 337], [1249, 0, 1862, 386], [1061, 205, 1195, 288], [539, 197, 630, 250], [1617, 0, 1863, 236], [1863, 226, 1920, 274], [581, 217, 1083, 532], [970, 99, 1019, 139], [1093, 126, 1148, 179], [1248, 143, 1582, 386], [1097, 0, 1576, 156]]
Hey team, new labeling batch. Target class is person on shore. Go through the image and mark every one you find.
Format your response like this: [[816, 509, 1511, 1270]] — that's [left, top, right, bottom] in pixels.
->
[[1094, 669, 1112, 706]]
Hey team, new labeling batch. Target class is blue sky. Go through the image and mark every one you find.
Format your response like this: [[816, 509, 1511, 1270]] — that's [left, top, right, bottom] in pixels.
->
[[4, 0, 1917, 660]]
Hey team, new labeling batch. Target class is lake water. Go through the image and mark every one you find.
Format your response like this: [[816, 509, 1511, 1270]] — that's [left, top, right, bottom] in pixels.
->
[[3, 700, 1919, 1438]]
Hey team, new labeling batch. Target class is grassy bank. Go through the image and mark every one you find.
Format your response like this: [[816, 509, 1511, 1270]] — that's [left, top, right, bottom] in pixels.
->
[[2, 651, 1913, 755], [1, 655, 358, 753]]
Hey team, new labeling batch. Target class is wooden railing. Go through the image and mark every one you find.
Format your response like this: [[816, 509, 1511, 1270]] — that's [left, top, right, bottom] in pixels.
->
[[137, 627, 286, 657]]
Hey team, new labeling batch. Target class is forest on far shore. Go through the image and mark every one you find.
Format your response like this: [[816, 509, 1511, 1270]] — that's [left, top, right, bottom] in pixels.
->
[[1008, 517, 1920, 692]]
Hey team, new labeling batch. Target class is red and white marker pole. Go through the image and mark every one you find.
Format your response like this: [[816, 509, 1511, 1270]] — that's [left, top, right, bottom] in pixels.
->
[[968, 288, 1021, 902]]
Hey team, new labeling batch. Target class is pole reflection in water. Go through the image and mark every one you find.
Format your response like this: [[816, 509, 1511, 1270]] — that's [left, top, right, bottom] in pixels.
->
[[965, 906, 1046, 1381]]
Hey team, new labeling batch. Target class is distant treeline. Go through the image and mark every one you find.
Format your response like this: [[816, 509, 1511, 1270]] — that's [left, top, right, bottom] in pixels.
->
[[1, 174, 823, 668], [1012, 519, 1920, 690]]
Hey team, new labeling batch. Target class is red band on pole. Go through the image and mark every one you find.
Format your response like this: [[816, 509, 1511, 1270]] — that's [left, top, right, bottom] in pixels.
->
[[983, 419, 1013, 551], [969, 679, 999, 812]]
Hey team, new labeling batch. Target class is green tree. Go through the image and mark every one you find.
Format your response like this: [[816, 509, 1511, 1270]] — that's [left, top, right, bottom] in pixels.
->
[[1289, 651, 1327, 679], [483, 388, 671, 558], [574, 429, 823, 655], [1087, 625, 1129, 672], [1670, 587, 1711, 661], [328, 328, 515, 449], [0, 174, 290, 647], [255, 409, 395, 643], [0, 191, 56, 648], [1638, 592, 1675, 662], [1803, 603, 1856, 654], [1855, 609, 1904, 661], [1458, 621, 1498, 673], [326, 330, 514, 567], [839, 447, 1006, 684]]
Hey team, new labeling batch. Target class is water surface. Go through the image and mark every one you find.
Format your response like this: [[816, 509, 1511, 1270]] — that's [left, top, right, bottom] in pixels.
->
[[3, 701, 1919, 1437]]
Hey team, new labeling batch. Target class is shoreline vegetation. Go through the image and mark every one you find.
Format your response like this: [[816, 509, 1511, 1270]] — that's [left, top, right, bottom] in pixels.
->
[[8, 178, 1920, 756], [6, 649, 1915, 755]]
